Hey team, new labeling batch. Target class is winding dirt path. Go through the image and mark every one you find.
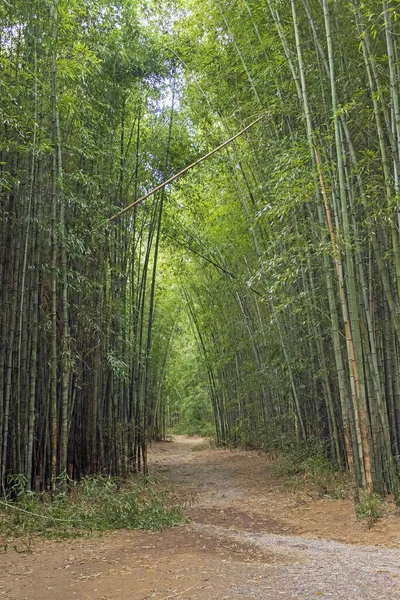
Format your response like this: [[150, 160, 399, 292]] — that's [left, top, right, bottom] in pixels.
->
[[2, 436, 400, 599]]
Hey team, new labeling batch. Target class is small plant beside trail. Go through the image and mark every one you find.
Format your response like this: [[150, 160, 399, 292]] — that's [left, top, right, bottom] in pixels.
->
[[355, 492, 383, 529], [0, 474, 183, 545]]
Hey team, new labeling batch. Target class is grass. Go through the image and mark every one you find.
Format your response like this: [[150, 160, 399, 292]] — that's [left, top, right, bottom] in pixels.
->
[[0, 474, 184, 548]]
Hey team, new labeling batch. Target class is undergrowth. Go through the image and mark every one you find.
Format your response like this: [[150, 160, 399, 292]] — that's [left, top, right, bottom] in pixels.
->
[[0, 474, 183, 547], [271, 438, 351, 499]]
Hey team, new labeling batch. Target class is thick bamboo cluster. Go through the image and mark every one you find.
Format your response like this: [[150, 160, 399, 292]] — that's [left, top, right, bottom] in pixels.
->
[[0, 0, 174, 491], [170, 0, 400, 496]]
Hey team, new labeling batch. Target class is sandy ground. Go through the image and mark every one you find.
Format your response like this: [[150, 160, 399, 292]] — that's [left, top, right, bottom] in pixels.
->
[[2, 435, 400, 599]]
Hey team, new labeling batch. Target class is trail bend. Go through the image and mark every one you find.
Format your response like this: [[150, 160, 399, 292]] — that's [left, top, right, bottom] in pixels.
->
[[2, 435, 400, 600]]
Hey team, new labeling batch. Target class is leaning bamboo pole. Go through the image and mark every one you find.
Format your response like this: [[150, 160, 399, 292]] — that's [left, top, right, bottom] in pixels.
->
[[108, 115, 265, 223]]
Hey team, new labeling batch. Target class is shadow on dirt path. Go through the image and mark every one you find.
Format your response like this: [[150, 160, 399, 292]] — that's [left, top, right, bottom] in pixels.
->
[[2, 435, 400, 599]]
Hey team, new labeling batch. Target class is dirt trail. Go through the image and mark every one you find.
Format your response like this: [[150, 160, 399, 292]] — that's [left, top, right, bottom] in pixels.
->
[[2, 436, 400, 600]]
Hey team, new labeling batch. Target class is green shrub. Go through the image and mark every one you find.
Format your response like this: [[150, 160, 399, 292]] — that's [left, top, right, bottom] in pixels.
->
[[355, 492, 382, 528]]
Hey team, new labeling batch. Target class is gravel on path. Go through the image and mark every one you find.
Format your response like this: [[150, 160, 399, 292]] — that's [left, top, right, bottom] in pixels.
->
[[194, 523, 400, 599]]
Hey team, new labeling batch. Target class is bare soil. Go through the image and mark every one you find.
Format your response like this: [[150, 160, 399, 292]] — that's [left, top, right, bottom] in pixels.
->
[[2, 435, 400, 599]]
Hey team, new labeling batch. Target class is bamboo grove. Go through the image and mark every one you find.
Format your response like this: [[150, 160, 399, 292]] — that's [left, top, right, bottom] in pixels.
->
[[164, 0, 400, 498], [0, 0, 183, 491], [2, 0, 400, 500]]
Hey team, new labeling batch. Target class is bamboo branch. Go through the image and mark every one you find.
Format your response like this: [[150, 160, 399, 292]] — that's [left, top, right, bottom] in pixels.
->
[[0, 499, 76, 523]]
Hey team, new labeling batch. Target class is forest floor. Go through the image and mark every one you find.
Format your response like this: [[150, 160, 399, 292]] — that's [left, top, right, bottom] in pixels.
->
[[2, 436, 400, 599]]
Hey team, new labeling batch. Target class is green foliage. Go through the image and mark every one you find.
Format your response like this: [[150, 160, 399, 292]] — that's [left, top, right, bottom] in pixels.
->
[[0, 0, 188, 491], [0, 475, 183, 542], [355, 492, 382, 529], [228, 419, 266, 449], [171, 421, 215, 438], [163, 307, 215, 438], [271, 436, 327, 477], [3, 0, 400, 506]]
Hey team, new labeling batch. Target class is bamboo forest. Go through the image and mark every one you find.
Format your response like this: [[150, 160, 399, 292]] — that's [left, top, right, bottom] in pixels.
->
[[7, 1, 400, 597], [4, 0, 400, 529]]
